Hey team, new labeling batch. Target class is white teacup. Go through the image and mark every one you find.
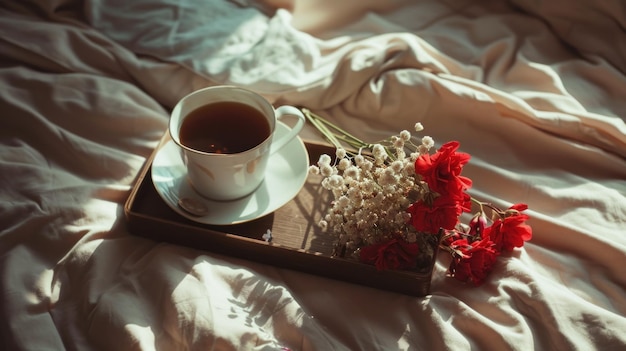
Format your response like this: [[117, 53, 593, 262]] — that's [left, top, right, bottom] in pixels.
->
[[169, 86, 305, 201]]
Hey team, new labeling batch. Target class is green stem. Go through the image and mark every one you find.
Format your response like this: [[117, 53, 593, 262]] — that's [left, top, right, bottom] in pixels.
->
[[301, 107, 401, 162], [304, 110, 343, 149], [307, 110, 365, 146], [470, 197, 484, 213], [302, 108, 371, 152]]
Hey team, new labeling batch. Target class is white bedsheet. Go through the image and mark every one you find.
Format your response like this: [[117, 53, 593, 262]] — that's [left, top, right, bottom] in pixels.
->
[[1, 0, 625, 350]]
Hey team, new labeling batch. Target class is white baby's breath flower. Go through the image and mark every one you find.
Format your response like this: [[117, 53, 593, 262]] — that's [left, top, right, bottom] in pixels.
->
[[318, 220, 328, 230], [321, 177, 331, 190], [343, 177, 358, 187], [318, 154, 332, 166], [336, 195, 350, 209], [400, 130, 411, 141], [337, 158, 351, 170], [382, 184, 397, 194], [379, 169, 397, 187], [390, 160, 404, 174], [392, 136, 405, 149], [344, 165, 360, 180], [347, 186, 363, 202], [354, 154, 365, 166], [414, 122, 424, 132], [384, 166, 397, 176], [396, 148, 406, 160], [373, 166, 384, 178], [320, 164, 334, 177], [360, 159, 373, 172], [336, 148, 347, 159], [421, 136, 434, 149], [327, 174, 344, 189], [372, 144, 387, 163], [308, 165, 320, 175], [359, 178, 375, 194]]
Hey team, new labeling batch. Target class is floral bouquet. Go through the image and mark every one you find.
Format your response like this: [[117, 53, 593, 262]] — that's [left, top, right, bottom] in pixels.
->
[[303, 109, 533, 286]]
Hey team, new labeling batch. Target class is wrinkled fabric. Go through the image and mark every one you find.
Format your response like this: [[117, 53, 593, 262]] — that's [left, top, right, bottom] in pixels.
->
[[1, 0, 625, 350]]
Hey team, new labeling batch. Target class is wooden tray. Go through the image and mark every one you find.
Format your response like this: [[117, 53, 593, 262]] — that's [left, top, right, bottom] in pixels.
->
[[124, 133, 437, 296]]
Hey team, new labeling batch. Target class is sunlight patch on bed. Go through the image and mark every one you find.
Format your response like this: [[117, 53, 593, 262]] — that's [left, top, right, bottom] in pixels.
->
[[124, 324, 156, 349]]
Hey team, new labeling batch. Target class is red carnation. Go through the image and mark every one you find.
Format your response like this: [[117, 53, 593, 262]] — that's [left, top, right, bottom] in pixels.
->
[[415, 141, 472, 200], [407, 195, 463, 233], [360, 237, 420, 271], [448, 236, 498, 285], [484, 203, 532, 252], [468, 212, 488, 237]]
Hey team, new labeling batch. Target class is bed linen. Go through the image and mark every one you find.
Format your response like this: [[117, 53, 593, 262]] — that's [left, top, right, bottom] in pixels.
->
[[1, 0, 625, 350]]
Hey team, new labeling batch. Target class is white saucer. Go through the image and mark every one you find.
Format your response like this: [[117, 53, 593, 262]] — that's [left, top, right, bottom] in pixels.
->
[[151, 122, 309, 225]]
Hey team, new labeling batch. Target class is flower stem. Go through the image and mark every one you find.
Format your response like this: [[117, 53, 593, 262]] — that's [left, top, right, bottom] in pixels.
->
[[302, 108, 375, 152], [471, 198, 504, 216], [471, 197, 485, 212]]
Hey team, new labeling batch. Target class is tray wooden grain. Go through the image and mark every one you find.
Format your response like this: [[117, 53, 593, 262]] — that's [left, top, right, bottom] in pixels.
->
[[124, 133, 437, 296]]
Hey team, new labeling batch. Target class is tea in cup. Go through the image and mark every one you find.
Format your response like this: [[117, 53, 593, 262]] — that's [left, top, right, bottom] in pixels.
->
[[169, 86, 305, 201]]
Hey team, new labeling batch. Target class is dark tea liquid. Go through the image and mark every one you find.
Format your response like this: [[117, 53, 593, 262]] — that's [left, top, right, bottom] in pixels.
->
[[179, 101, 271, 154]]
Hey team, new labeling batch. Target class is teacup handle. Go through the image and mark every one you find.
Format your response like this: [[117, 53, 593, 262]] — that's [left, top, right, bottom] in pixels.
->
[[270, 106, 306, 154]]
